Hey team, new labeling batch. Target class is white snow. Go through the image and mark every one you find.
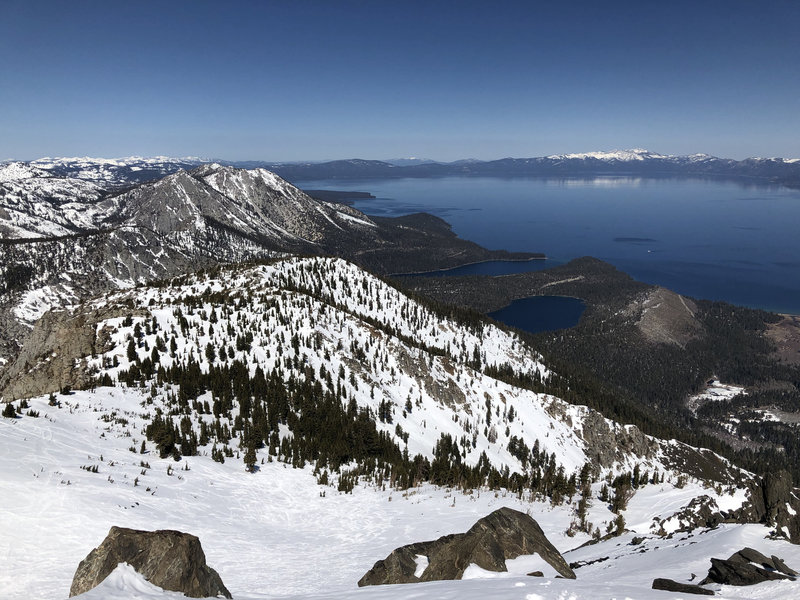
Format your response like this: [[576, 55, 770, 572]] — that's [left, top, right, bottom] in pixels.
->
[[413, 554, 429, 577], [1, 381, 799, 600], [546, 149, 667, 161], [72, 564, 181, 599], [687, 380, 746, 414]]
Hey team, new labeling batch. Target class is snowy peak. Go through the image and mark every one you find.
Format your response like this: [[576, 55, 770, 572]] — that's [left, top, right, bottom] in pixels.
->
[[106, 164, 377, 246], [28, 156, 208, 187], [547, 149, 669, 161], [0, 161, 52, 182]]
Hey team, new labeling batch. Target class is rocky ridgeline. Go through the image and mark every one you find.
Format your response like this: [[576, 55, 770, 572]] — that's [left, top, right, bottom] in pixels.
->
[[0, 257, 667, 485]]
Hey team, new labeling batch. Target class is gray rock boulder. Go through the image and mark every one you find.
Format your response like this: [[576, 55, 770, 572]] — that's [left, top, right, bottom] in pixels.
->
[[358, 507, 575, 586], [69, 526, 231, 598]]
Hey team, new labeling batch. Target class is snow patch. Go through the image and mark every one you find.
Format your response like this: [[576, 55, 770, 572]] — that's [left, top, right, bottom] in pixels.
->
[[414, 554, 429, 578]]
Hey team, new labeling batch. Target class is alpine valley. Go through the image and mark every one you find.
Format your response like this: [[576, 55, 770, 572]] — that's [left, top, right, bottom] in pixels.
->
[[2, 154, 800, 600]]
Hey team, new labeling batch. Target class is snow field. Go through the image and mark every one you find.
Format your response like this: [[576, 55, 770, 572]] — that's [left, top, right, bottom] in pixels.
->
[[2, 386, 799, 600]]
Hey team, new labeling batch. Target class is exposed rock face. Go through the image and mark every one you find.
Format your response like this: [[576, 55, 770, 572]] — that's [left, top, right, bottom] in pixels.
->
[[725, 547, 799, 576], [579, 411, 657, 470], [651, 578, 714, 595], [737, 470, 800, 543], [652, 495, 722, 535], [69, 526, 231, 598], [729, 547, 779, 569], [358, 507, 575, 586], [0, 306, 133, 401]]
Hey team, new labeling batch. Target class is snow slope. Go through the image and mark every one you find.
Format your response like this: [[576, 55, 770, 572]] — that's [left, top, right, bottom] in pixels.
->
[[1, 387, 798, 600], [3, 257, 674, 478]]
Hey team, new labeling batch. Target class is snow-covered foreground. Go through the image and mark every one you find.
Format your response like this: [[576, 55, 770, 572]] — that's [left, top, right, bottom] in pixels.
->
[[2, 388, 800, 600]]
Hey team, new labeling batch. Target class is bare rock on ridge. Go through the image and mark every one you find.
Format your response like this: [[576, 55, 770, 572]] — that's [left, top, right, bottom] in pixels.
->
[[358, 506, 575, 586], [69, 526, 231, 598]]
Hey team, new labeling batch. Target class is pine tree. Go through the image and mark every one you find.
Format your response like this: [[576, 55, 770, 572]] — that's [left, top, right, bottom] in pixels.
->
[[127, 339, 137, 363], [244, 445, 257, 472]]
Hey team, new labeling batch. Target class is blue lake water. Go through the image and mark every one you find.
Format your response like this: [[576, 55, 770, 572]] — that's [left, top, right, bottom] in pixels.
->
[[297, 176, 800, 314], [488, 296, 586, 334]]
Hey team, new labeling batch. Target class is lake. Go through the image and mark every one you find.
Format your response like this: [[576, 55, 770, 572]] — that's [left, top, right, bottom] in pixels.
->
[[488, 296, 586, 334], [297, 176, 800, 314]]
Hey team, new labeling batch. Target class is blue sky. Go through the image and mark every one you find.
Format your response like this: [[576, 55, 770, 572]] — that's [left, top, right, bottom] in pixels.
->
[[2, 0, 799, 161]]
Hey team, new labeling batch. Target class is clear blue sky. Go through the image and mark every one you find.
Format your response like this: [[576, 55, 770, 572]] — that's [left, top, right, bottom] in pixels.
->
[[2, 0, 799, 161]]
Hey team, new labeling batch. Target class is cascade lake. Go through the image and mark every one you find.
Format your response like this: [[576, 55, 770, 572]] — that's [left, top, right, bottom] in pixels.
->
[[299, 176, 800, 316]]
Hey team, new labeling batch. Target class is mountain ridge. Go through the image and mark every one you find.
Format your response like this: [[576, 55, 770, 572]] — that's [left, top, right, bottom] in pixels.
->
[[5, 149, 800, 187], [0, 163, 536, 365]]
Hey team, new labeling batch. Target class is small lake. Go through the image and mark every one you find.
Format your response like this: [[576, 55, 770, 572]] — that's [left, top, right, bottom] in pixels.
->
[[489, 296, 586, 334], [298, 176, 800, 314]]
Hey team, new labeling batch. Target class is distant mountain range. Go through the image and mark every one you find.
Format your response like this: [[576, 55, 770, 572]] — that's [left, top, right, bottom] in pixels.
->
[[262, 149, 800, 183], [3, 149, 799, 187]]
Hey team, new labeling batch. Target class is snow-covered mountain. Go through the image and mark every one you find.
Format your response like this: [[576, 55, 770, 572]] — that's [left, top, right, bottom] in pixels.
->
[[0, 162, 109, 238], [546, 148, 670, 161], [29, 156, 208, 187], [2, 255, 799, 599], [265, 149, 800, 183], [0, 163, 530, 366]]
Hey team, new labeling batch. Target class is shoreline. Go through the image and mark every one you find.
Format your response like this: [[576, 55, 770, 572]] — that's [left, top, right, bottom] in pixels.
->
[[390, 255, 547, 277]]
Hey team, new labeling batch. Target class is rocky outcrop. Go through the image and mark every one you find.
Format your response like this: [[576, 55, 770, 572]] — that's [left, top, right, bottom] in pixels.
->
[[726, 547, 798, 575], [699, 548, 797, 587], [736, 470, 800, 543], [0, 306, 132, 401], [358, 507, 575, 586], [652, 578, 714, 595], [652, 495, 722, 535], [580, 411, 657, 469], [69, 526, 231, 598], [700, 557, 792, 586]]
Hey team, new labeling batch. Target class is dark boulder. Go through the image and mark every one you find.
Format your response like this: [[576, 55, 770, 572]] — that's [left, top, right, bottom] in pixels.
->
[[700, 557, 792, 586], [69, 526, 231, 598], [728, 547, 776, 569], [652, 578, 714, 595], [358, 507, 575, 586]]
